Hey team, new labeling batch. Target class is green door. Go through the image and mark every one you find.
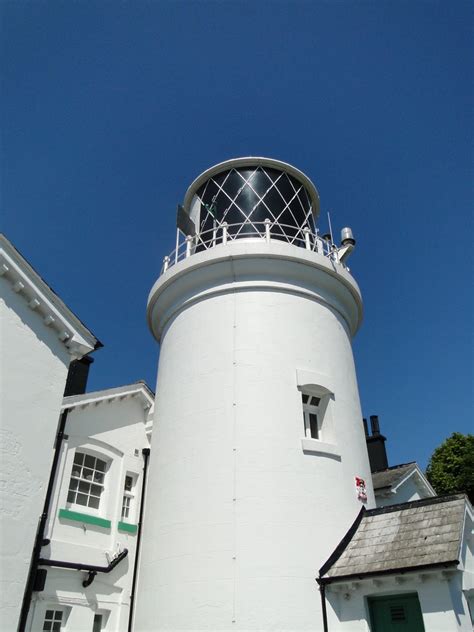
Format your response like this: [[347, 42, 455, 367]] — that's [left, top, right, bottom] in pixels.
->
[[368, 593, 425, 632]]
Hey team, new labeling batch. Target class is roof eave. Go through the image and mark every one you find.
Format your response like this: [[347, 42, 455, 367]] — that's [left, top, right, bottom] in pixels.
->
[[62, 382, 155, 411], [0, 234, 100, 358], [318, 560, 460, 585]]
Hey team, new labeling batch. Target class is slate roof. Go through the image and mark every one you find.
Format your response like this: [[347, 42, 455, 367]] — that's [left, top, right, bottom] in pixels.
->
[[319, 495, 467, 582], [371, 462, 416, 490]]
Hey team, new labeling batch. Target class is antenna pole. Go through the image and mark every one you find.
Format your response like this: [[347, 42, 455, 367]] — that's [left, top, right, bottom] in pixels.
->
[[327, 211, 334, 245], [175, 228, 180, 264]]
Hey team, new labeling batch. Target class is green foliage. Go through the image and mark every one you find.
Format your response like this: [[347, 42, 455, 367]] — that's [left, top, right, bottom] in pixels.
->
[[426, 433, 474, 504]]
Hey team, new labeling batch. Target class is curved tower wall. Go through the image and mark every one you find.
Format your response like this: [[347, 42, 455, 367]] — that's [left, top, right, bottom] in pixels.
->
[[135, 159, 373, 630]]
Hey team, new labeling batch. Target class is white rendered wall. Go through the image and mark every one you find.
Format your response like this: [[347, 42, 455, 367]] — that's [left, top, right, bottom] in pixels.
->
[[325, 571, 472, 631], [375, 476, 425, 508], [136, 242, 374, 630], [28, 394, 152, 632], [0, 278, 70, 631]]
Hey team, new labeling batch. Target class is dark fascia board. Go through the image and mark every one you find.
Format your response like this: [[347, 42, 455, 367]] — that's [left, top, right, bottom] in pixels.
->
[[371, 461, 416, 474], [317, 560, 459, 586], [134, 380, 155, 398], [365, 493, 467, 518], [318, 507, 366, 578]]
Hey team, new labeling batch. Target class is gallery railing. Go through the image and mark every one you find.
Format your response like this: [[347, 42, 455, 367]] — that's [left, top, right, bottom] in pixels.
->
[[160, 219, 346, 275]]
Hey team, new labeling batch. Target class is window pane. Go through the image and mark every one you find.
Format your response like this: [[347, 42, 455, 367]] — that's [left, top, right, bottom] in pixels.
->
[[95, 459, 106, 472], [71, 469, 81, 478], [45, 610, 54, 619], [78, 481, 90, 493], [84, 454, 95, 468], [310, 396, 321, 406], [309, 413, 318, 439], [125, 476, 133, 491], [69, 478, 78, 491], [88, 496, 100, 509], [93, 614, 103, 632], [74, 453, 84, 465], [94, 472, 104, 484], [54, 612, 62, 621], [90, 484, 102, 497], [52, 623, 61, 632], [67, 491, 76, 503], [301, 394, 309, 404], [76, 493, 88, 506], [83, 469, 93, 481], [43, 622, 52, 631]]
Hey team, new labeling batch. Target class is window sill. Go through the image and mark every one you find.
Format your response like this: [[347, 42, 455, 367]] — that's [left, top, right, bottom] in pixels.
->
[[118, 521, 138, 534], [301, 438, 341, 460], [58, 508, 111, 529]]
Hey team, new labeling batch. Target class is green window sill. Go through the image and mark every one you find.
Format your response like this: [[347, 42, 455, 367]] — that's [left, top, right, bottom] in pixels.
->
[[118, 521, 138, 533], [59, 508, 111, 529]]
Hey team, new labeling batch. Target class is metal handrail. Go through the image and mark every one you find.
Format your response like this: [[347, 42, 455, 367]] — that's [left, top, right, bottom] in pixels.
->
[[160, 219, 341, 275]]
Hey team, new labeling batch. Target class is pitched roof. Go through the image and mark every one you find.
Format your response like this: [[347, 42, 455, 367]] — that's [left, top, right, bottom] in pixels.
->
[[371, 462, 416, 490], [319, 495, 468, 583]]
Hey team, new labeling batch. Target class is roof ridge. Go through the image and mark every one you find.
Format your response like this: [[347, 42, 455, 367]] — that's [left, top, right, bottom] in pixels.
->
[[372, 461, 416, 473], [366, 493, 467, 517]]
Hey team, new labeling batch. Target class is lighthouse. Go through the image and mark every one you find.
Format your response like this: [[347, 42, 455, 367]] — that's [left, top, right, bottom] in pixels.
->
[[135, 158, 374, 630]]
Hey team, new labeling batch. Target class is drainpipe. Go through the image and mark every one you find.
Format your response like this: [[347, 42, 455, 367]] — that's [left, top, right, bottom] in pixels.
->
[[18, 408, 70, 632], [128, 447, 150, 632], [317, 578, 329, 632]]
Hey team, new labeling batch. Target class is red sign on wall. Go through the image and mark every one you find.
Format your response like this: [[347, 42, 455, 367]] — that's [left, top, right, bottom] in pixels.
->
[[355, 477, 367, 502]]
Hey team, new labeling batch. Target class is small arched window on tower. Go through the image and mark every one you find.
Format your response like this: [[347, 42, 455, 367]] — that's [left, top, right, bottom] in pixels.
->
[[296, 370, 335, 450]]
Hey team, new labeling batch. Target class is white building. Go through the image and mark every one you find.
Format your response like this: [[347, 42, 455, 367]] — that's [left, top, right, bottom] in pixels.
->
[[1, 157, 473, 632], [28, 382, 153, 632], [0, 235, 99, 632]]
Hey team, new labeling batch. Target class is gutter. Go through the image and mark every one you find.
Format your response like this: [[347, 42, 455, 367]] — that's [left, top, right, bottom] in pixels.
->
[[128, 447, 150, 632], [38, 548, 129, 587], [18, 408, 70, 632], [317, 559, 460, 587]]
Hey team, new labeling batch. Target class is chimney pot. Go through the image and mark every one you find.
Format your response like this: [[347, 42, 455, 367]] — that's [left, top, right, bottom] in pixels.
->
[[370, 415, 380, 435]]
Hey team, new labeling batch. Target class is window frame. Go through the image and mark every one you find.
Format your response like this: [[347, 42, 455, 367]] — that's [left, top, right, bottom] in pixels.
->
[[42, 608, 66, 632], [299, 387, 331, 441], [301, 393, 322, 439], [65, 449, 110, 515], [296, 372, 339, 457], [121, 473, 137, 522]]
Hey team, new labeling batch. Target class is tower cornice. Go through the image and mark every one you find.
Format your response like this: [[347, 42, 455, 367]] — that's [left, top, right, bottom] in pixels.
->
[[147, 240, 363, 342]]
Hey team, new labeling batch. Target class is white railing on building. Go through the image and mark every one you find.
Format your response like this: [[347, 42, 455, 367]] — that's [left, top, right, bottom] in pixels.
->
[[161, 219, 344, 275]]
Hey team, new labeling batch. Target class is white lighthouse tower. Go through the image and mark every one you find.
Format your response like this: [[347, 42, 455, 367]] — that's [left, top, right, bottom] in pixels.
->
[[135, 158, 374, 630]]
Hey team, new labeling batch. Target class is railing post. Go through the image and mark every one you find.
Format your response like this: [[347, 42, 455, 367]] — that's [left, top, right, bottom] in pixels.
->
[[185, 235, 193, 258], [163, 256, 170, 272], [212, 225, 217, 247], [264, 218, 271, 243], [303, 227, 311, 251], [222, 222, 228, 246]]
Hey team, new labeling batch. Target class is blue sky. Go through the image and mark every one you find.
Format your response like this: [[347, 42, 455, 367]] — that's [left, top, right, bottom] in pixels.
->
[[2, 1, 472, 469]]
